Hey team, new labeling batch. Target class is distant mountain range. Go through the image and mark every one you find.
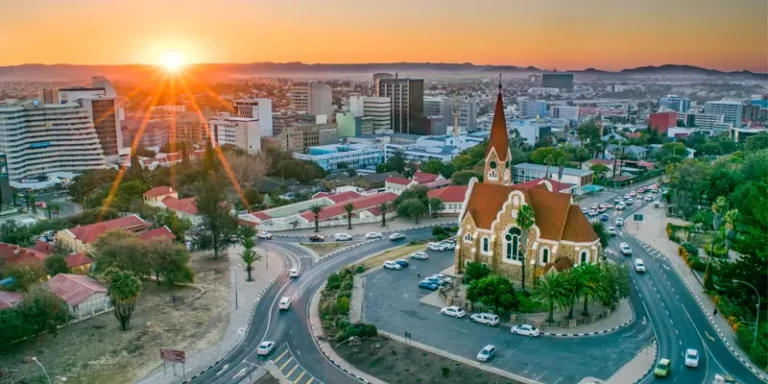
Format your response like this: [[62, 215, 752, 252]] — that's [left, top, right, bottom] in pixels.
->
[[0, 62, 764, 82]]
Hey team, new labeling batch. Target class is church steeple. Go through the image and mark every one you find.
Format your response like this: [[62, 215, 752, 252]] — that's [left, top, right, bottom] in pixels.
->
[[484, 75, 512, 185]]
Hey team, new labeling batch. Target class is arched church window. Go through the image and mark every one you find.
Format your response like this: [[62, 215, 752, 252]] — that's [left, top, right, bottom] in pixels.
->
[[541, 247, 550, 264], [580, 250, 589, 264], [504, 227, 522, 261]]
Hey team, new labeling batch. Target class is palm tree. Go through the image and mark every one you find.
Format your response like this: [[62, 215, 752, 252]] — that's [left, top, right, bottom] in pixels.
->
[[378, 202, 389, 227], [579, 264, 602, 316], [45, 204, 54, 219], [48, 203, 61, 218], [25, 193, 36, 212], [343, 203, 354, 230], [11, 190, 19, 206], [563, 267, 586, 319], [428, 197, 444, 218], [310, 204, 323, 233], [531, 273, 569, 323], [591, 221, 609, 250], [104, 268, 142, 331], [543, 154, 555, 177], [239, 226, 260, 281], [517, 204, 536, 291]]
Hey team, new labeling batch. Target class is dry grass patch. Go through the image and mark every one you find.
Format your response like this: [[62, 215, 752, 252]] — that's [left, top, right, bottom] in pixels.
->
[[360, 244, 423, 270], [301, 241, 359, 256]]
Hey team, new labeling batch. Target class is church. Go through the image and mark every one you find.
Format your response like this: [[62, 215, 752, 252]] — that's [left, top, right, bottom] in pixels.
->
[[454, 82, 600, 286]]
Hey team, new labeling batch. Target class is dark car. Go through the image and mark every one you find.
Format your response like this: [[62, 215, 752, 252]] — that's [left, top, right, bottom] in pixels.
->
[[600, 214, 610, 221], [394, 259, 409, 268], [309, 235, 325, 242], [418, 280, 439, 291]]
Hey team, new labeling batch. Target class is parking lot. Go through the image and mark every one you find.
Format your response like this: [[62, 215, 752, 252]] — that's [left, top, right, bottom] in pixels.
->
[[362, 246, 650, 383]]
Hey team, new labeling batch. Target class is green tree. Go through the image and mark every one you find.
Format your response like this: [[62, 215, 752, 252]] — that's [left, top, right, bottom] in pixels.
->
[[19, 287, 71, 339], [195, 174, 239, 259], [104, 268, 142, 331], [466, 275, 518, 313], [439, 162, 457, 179], [310, 204, 323, 233], [396, 198, 427, 224], [0, 308, 29, 351], [0, 220, 34, 246], [154, 208, 193, 242], [577, 122, 604, 158], [530, 147, 568, 166], [383, 151, 406, 173], [451, 154, 475, 170], [393, 185, 429, 208], [4, 263, 46, 291], [44, 254, 70, 277], [451, 170, 482, 185], [517, 204, 536, 291], [378, 202, 389, 227], [428, 197, 444, 218], [421, 159, 444, 175], [25, 193, 36, 213], [590, 164, 611, 179], [667, 159, 711, 216], [591, 221, 609, 249], [531, 272, 569, 323], [744, 133, 768, 152], [239, 225, 261, 281], [93, 229, 151, 277], [464, 262, 491, 283], [127, 150, 144, 181], [145, 238, 193, 286], [203, 139, 217, 174], [578, 264, 602, 316], [598, 263, 630, 309], [344, 203, 355, 230]]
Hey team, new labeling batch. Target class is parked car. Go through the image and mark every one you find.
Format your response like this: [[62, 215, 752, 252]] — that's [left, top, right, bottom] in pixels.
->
[[654, 358, 671, 377], [470, 313, 499, 326], [427, 242, 449, 252], [278, 297, 291, 310], [634, 259, 646, 273], [364, 232, 382, 239], [424, 277, 446, 286], [685, 349, 699, 368], [600, 214, 610, 222], [334, 233, 353, 241], [598, 206, 607, 213], [615, 218, 624, 226], [383, 261, 402, 270], [511, 324, 540, 337], [230, 235, 239, 242], [441, 241, 456, 250], [624, 194, 632, 199], [625, 199, 634, 205], [582, 208, 590, 214], [588, 209, 598, 216], [418, 280, 439, 291], [645, 195, 653, 201], [616, 203, 625, 211], [614, 197, 623, 203], [607, 226, 617, 236], [389, 233, 406, 241], [257, 231, 273, 240], [591, 203, 598, 209], [394, 259, 409, 268], [410, 252, 429, 260], [256, 341, 275, 356], [309, 235, 325, 242], [620, 242, 632, 255], [476, 345, 496, 362], [432, 274, 453, 283], [440, 306, 466, 318]]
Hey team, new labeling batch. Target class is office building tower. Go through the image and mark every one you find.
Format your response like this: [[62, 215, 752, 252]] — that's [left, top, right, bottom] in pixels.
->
[[0, 153, 11, 205], [378, 76, 426, 134], [542, 72, 574, 91], [649, 112, 678, 134], [289, 82, 333, 118], [443, 98, 478, 132], [208, 113, 261, 154], [704, 100, 743, 126], [373, 73, 395, 97], [234, 98, 273, 136], [336, 112, 374, 137], [363, 97, 392, 134], [551, 105, 579, 120], [423, 96, 443, 117], [38, 88, 59, 104], [0, 100, 107, 185], [519, 98, 548, 119], [659, 95, 691, 113], [347, 95, 365, 117]]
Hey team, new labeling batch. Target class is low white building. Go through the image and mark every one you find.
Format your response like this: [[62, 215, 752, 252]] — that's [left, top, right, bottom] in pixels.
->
[[208, 112, 261, 154], [47, 274, 111, 322], [512, 163, 595, 195]]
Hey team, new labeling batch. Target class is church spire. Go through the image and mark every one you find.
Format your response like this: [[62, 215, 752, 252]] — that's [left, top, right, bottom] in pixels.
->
[[484, 75, 511, 185]]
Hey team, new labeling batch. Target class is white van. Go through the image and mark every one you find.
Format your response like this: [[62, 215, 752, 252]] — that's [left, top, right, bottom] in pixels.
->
[[470, 312, 500, 326], [634, 259, 646, 273]]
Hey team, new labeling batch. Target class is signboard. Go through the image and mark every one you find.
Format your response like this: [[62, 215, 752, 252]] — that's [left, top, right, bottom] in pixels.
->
[[30, 142, 51, 149], [634, 214, 644, 222], [160, 349, 186, 364]]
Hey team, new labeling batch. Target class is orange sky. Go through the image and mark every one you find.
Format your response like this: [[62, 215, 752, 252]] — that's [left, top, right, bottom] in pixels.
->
[[0, 0, 766, 72]]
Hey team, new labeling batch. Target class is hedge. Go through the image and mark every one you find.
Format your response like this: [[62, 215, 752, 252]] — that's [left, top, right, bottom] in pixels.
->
[[678, 243, 706, 272]]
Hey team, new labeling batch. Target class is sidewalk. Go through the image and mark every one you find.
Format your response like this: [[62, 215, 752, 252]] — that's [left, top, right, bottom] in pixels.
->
[[625, 205, 768, 379], [272, 216, 456, 238], [137, 246, 284, 384], [604, 341, 657, 384]]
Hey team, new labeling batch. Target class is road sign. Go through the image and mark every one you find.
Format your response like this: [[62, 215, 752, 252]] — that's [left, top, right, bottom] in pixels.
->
[[634, 214, 643, 222], [160, 349, 186, 363]]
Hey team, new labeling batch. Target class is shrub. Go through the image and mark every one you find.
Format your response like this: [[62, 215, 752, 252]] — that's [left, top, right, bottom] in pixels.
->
[[341, 278, 353, 291], [688, 256, 706, 272], [441, 367, 450, 377], [336, 297, 351, 316], [681, 242, 699, 258], [516, 292, 546, 313], [464, 262, 490, 283], [432, 226, 447, 237], [354, 265, 365, 274]]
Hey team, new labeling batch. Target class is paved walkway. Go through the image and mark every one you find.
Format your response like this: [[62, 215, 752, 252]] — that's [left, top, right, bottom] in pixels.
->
[[605, 341, 657, 384], [272, 216, 456, 237], [137, 245, 284, 384], [625, 205, 768, 379]]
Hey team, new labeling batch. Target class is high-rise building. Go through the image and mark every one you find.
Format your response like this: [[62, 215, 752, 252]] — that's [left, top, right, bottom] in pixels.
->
[[542, 72, 574, 91], [0, 100, 107, 185], [704, 100, 743, 126], [336, 112, 373, 137], [289, 82, 333, 118], [378, 76, 426, 134], [443, 98, 478, 132], [363, 97, 391, 134], [551, 105, 579, 120], [208, 113, 261, 154], [519, 98, 548, 119], [38, 89, 59, 104], [372, 73, 395, 97], [423, 96, 444, 117], [649, 111, 678, 134], [234, 98, 273, 136], [659, 95, 691, 113], [347, 94, 365, 117], [290, 122, 338, 152], [0, 153, 11, 206]]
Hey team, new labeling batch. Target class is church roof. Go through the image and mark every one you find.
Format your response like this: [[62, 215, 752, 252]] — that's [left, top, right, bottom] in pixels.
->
[[462, 182, 598, 243], [486, 90, 509, 162]]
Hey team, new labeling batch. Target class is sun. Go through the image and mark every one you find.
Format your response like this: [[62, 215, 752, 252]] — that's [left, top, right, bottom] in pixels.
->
[[160, 51, 185, 72]]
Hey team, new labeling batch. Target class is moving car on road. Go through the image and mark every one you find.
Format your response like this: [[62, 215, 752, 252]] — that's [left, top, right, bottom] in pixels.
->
[[634, 259, 646, 273], [278, 297, 291, 310], [476, 345, 496, 362], [383, 261, 402, 270], [470, 313, 499, 326], [440, 306, 466, 318], [309, 234, 325, 242], [685, 349, 699, 368], [511, 324, 540, 337], [410, 252, 429, 260], [607, 226, 618, 236], [256, 341, 275, 356], [600, 214, 610, 222], [615, 218, 624, 226], [394, 259, 409, 268], [389, 233, 406, 241], [654, 358, 671, 377], [257, 231, 273, 240], [334, 233, 353, 241], [289, 268, 300, 278], [620, 242, 633, 255], [364, 232, 382, 239], [418, 280, 439, 291], [645, 195, 653, 201]]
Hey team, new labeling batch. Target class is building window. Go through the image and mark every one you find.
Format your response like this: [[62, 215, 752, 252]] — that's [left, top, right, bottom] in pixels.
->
[[482, 237, 490, 253], [580, 250, 589, 264], [504, 227, 522, 260], [488, 170, 498, 180], [464, 233, 472, 242], [541, 247, 550, 264]]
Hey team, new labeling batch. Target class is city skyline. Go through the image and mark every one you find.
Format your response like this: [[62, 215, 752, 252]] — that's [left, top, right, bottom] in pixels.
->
[[1, 0, 766, 72]]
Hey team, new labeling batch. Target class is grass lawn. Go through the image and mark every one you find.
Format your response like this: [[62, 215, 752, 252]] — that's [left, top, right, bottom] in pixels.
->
[[335, 336, 521, 384], [301, 241, 359, 256], [0, 251, 230, 384]]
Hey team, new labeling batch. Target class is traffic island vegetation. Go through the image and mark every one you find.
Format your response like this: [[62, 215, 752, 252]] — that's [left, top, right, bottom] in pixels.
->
[[319, 267, 377, 341], [301, 241, 358, 256]]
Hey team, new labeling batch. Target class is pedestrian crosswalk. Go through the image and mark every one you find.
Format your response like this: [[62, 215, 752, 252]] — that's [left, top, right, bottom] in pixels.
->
[[267, 344, 320, 384]]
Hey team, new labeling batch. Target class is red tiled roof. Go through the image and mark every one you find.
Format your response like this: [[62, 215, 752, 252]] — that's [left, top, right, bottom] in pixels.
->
[[32, 240, 55, 255], [67, 214, 148, 244], [161, 196, 198, 215], [312, 192, 330, 199], [324, 191, 363, 203], [428, 185, 468, 202], [365, 207, 383, 216], [385, 176, 411, 186], [47, 274, 106, 306], [144, 186, 175, 198], [513, 178, 574, 193], [164, 152, 182, 162], [412, 171, 440, 184], [0, 242, 48, 265], [140, 226, 176, 241], [422, 179, 451, 189], [65, 252, 93, 268], [561, 205, 599, 242], [0, 291, 22, 310], [299, 192, 398, 222], [248, 211, 272, 221]]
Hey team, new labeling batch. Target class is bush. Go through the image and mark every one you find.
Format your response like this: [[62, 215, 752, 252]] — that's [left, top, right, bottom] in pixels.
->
[[516, 292, 546, 313], [432, 226, 447, 237], [441, 367, 450, 377], [336, 297, 351, 316], [688, 256, 706, 272], [681, 242, 698, 258], [354, 265, 365, 274], [464, 262, 490, 284]]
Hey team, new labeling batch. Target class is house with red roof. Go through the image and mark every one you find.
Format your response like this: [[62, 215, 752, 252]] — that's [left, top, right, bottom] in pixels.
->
[[297, 192, 397, 225], [57, 214, 150, 253], [385, 171, 447, 195], [512, 178, 577, 195], [143, 186, 178, 206], [0, 291, 22, 310], [46, 274, 111, 321], [428, 186, 469, 215], [144, 186, 200, 224], [0, 242, 47, 265]]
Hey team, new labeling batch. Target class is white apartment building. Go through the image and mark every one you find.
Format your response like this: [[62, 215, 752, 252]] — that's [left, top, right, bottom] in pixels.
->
[[347, 95, 365, 117], [363, 97, 392, 134], [444, 98, 478, 132], [289, 82, 333, 118], [423, 96, 443, 117], [208, 113, 261, 154], [518, 98, 547, 119], [0, 100, 107, 185], [704, 100, 743, 126], [551, 105, 579, 121], [234, 98, 273, 136]]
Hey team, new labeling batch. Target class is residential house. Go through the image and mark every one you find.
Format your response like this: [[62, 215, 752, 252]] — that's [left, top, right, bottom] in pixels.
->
[[0, 291, 22, 310], [46, 274, 111, 321], [356, 171, 402, 189], [384, 171, 450, 195], [57, 215, 150, 253], [143, 186, 178, 207], [427, 186, 468, 215], [512, 163, 594, 195], [297, 192, 397, 226], [143, 187, 200, 225]]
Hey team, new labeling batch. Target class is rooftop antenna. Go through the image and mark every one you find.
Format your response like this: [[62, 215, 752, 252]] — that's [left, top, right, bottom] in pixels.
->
[[498, 73, 502, 94]]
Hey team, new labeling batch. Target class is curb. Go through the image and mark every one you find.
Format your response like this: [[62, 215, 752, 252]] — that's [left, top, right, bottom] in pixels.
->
[[631, 340, 659, 384], [627, 233, 768, 382], [271, 222, 449, 239], [541, 300, 635, 337]]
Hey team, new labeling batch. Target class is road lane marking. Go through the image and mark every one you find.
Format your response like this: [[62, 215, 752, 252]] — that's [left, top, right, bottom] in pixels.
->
[[293, 371, 306, 383], [675, 329, 678, 335], [705, 332, 715, 341], [275, 349, 290, 363], [285, 363, 300, 378], [305, 378, 315, 384], [280, 357, 294, 371], [679, 340, 682, 345], [216, 364, 230, 375]]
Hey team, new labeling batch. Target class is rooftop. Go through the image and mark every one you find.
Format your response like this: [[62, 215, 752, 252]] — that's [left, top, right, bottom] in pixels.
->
[[65, 214, 148, 244], [513, 163, 594, 177], [47, 274, 107, 306]]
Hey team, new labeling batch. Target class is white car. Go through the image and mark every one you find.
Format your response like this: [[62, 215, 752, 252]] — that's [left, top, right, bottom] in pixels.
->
[[685, 348, 699, 368], [257, 231, 273, 240], [614, 197, 623, 203], [511, 324, 540, 337], [427, 242, 448, 252], [620, 242, 632, 255], [432, 274, 453, 283], [645, 195, 653, 201], [256, 341, 275, 356], [634, 258, 646, 273], [278, 297, 291, 310], [389, 233, 405, 241], [591, 203, 598, 209], [364, 232, 382, 239], [624, 194, 632, 199], [476, 345, 496, 362], [441, 241, 456, 250], [289, 268, 299, 278], [588, 209, 598, 216], [410, 252, 429, 260], [615, 218, 624, 226], [334, 233, 353, 241], [440, 306, 466, 318], [470, 313, 499, 326], [607, 226, 617, 236], [383, 260, 402, 270]]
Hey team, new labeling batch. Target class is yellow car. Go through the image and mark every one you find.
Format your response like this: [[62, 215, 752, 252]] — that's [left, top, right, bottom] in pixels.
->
[[654, 358, 671, 377]]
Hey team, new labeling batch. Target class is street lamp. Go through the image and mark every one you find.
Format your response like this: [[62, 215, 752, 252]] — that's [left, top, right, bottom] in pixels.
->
[[732, 279, 761, 349], [31, 357, 51, 384]]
